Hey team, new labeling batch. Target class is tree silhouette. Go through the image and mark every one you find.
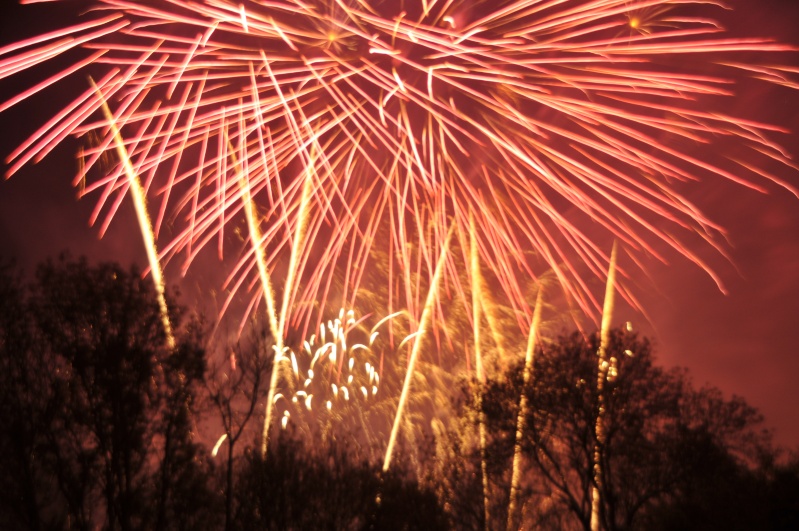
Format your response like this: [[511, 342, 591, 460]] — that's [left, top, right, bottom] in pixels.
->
[[205, 321, 272, 531], [152, 321, 218, 531], [234, 433, 447, 530], [0, 259, 57, 531], [2, 257, 797, 530], [465, 328, 779, 530], [0, 256, 218, 530]]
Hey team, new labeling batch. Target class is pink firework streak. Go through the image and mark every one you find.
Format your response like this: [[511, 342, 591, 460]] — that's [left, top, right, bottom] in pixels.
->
[[1, 0, 797, 338]]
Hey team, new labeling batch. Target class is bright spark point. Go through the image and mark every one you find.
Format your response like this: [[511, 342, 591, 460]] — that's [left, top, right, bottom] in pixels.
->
[[211, 434, 228, 457]]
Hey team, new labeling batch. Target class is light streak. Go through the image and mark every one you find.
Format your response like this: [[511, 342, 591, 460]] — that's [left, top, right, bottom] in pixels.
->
[[211, 433, 228, 457], [90, 78, 175, 350], [507, 287, 544, 531], [223, 131, 283, 459], [383, 223, 453, 472], [470, 211, 490, 530], [590, 241, 618, 531]]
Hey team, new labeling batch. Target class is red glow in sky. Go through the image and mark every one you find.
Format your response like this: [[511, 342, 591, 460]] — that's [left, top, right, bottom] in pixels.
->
[[1, 0, 798, 448]]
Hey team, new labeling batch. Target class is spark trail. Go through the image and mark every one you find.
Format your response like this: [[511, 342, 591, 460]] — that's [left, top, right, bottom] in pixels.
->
[[91, 78, 175, 349], [507, 287, 544, 531], [469, 211, 490, 530], [222, 132, 284, 457], [383, 222, 453, 472], [1, 0, 796, 338], [590, 241, 618, 531]]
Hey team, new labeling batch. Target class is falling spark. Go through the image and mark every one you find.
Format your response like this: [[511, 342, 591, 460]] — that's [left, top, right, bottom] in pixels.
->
[[274, 307, 388, 436], [383, 223, 453, 472], [278, 149, 315, 338], [507, 287, 544, 531], [470, 210, 490, 531], [90, 78, 175, 350], [590, 241, 618, 531], [224, 133, 284, 459], [211, 433, 228, 457]]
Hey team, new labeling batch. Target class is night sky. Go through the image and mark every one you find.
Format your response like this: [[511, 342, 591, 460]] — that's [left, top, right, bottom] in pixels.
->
[[1, 0, 798, 449]]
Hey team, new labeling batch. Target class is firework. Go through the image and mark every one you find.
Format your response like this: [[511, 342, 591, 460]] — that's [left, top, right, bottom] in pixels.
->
[[91, 78, 176, 349], [2, 0, 796, 338], [274, 308, 385, 434], [222, 132, 285, 456], [590, 241, 618, 531], [262, 306, 434, 466], [383, 223, 452, 472], [507, 286, 543, 531], [2, 1, 798, 476]]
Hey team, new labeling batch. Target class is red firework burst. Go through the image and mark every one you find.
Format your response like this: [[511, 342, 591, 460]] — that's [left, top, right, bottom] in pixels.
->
[[1, 0, 797, 335]]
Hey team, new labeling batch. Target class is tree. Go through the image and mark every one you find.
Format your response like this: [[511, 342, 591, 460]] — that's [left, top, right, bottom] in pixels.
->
[[5, 256, 794, 529], [233, 433, 448, 530], [152, 320, 219, 531], [0, 260, 62, 530], [205, 322, 272, 531], [470, 328, 775, 530], [0, 256, 218, 530]]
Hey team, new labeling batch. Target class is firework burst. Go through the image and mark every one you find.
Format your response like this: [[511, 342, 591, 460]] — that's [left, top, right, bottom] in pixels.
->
[[2, 0, 796, 336], [2, 1, 798, 466], [273, 308, 386, 436]]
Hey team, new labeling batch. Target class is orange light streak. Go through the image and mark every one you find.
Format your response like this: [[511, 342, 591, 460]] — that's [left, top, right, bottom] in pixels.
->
[[91, 78, 176, 350], [383, 222, 453, 472], [590, 241, 618, 531]]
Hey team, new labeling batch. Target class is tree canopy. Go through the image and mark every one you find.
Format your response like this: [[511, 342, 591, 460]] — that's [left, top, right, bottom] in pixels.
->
[[0, 257, 797, 530], [442, 328, 797, 530]]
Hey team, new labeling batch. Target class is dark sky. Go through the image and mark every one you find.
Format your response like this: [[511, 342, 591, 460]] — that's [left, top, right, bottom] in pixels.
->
[[1, 0, 798, 448]]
